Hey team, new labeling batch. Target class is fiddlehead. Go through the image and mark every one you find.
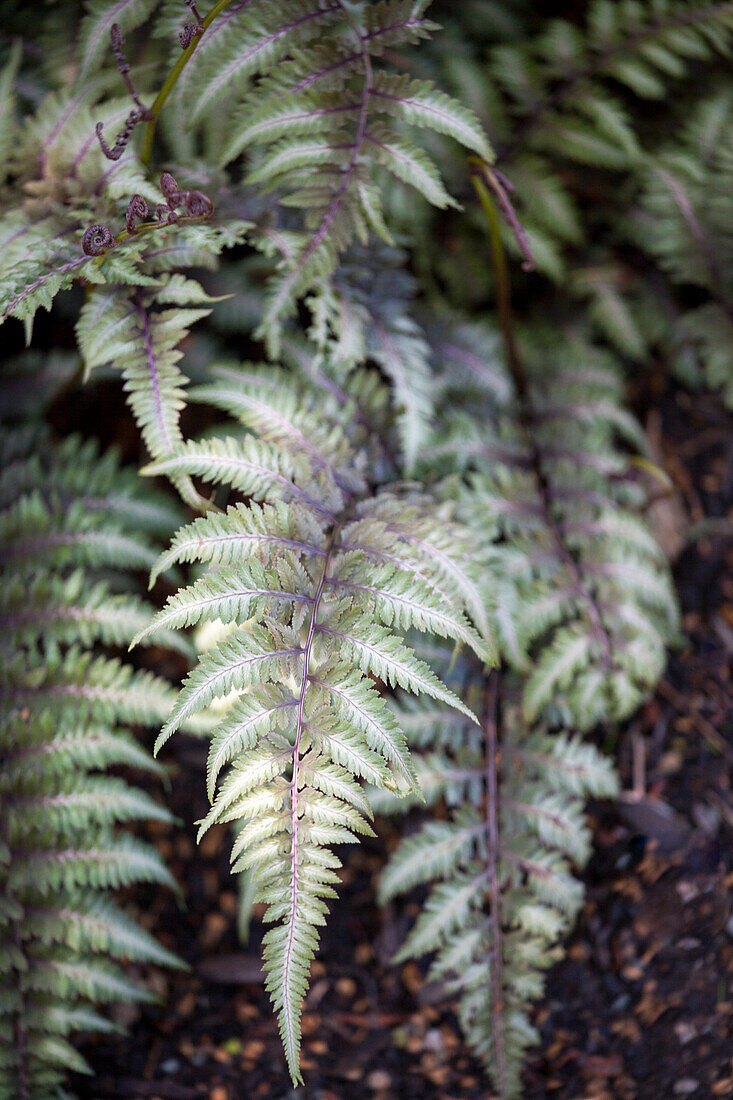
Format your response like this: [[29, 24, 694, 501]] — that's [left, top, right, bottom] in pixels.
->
[[94, 24, 152, 161]]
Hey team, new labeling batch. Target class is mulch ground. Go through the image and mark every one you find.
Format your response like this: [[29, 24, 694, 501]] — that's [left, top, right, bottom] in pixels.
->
[[71, 377, 733, 1100]]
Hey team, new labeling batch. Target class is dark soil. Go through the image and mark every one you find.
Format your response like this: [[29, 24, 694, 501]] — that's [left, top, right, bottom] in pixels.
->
[[71, 379, 733, 1100]]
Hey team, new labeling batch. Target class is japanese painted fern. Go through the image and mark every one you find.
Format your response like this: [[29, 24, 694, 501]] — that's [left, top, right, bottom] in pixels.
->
[[379, 666, 617, 1099], [0, 427, 185, 1099], [377, 309, 676, 1094], [428, 321, 680, 729], [135, 360, 493, 1081]]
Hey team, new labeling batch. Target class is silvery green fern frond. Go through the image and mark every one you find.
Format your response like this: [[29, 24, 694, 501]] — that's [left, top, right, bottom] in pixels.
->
[[427, 322, 680, 729], [135, 361, 495, 1081], [0, 427, 185, 1099], [379, 663, 617, 1099], [183, 0, 493, 346]]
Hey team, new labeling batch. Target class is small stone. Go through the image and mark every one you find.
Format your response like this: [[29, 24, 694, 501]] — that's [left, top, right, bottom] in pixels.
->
[[674, 1080, 699, 1096], [242, 1039, 265, 1059], [692, 802, 720, 834], [423, 1028, 444, 1053], [301, 1012, 320, 1036], [674, 1021, 697, 1045], [176, 992, 196, 1017], [367, 1070, 391, 1090], [675, 881, 699, 904], [201, 911, 228, 949], [355, 942, 373, 964]]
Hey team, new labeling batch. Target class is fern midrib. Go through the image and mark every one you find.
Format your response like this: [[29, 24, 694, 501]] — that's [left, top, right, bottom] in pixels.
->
[[211, 2, 342, 105], [326, 573, 467, 636], [481, 180, 616, 670], [268, 0, 373, 319], [215, 387, 354, 496], [330, 540, 455, 606], [162, 529, 328, 573], [290, 15, 425, 93], [132, 291, 173, 454], [178, 646, 304, 718], [2, 601, 147, 632], [483, 672, 507, 1096], [283, 531, 337, 1056], [0, 527, 149, 562], [157, 584, 313, 629], [653, 165, 733, 316], [2, 257, 88, 324], [376, 522, 488, 640]]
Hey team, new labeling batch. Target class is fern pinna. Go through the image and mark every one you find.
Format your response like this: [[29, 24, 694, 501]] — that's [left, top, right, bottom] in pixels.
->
[[134, 360, 494, 1081], [0, 427, 186, 1099], [378, 661, 617, 1099]]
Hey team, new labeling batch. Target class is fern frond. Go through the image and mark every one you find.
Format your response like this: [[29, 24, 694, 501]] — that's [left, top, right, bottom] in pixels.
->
[[630, 87, 733, 404], [77, 274, 222, 507], [381, 670, 617, 1098], [189, 0, 494, 347], [78, 0, 159, 80], [140, 360, 494, 1081], [0, 426, 183, 1099], [313, 241, 436, 472], [431, 323, 679, 728], [416, 0, 733, 281]]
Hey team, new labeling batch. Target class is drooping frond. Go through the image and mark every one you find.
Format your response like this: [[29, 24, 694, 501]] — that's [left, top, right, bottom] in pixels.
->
[[428, 322, 679, 728], [76, 274, 223, 507], [136, 360, 495, 1081], [380, 666, 617, 1098], [0, 426, 184, 1099]]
